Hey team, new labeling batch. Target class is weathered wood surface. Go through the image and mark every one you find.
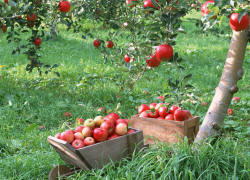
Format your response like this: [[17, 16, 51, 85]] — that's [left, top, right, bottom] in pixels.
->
[[131, 115, 200, 144], [77, 128, 144, 169], [48, 128, 144, 170], [47, 136, 91, 170]]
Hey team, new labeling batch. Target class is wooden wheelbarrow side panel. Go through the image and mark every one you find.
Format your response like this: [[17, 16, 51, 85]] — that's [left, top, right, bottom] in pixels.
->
[[47, 136, 91, 170], [77, 128, 144, 169]]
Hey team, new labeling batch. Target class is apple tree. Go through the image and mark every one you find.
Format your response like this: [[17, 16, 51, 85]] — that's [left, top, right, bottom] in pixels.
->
[[193, 0, 250, 143]]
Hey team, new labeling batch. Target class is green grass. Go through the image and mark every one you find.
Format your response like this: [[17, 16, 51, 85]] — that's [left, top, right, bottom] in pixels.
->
[[0, 10, 250, 179]]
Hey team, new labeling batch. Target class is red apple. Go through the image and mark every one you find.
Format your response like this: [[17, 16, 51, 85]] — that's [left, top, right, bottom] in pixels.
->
[[94, 116, 104, 127], [116, 119, 128, 129], [138, 104, 150, 114], [93, 39, 101, 48], [145, 54, 161, 68], [201, 0, 214, 16], [108, 112, 120, 121], [100, 121, 115, 136], [165, 114, 174, 120], [233, 97, 240, 102], [201, 102, 208, 106], [107, 134, 119, 140], [74, 132, 84, 141], [230, 13, 249, 31], [104, 115, 116, 126], [97, 107, 107, 114], [148, 109, 159, 118], [106, 41, 114, 48], [55, 133, 61, 139], [115, 123, 128, 136], [227, 108, 233, 115], [83, 137, 95, 146], [124, 54, 133, 63], [72, 139, 85, 149], [157, 96, 164, 101], [169, 105, 179, 114], [156, 44, 174, 62], [127, 129, 135, 134], [157, 117, 165, 119], [33, 38, 42, 46], [93, 128, 108, 142], [76, 118, 84, 125], [26, 13, 36, 21], [59, 1, 71, 13], [155, 103, 165, 111], [183, 110, 192, 119], [82, 127, 93, 137], [66, 130, 75, 134], [75, 126, 84, 133], [174, 109, 186, 121], [61, 131, 74, 143], [149, 103, 157, 110], [158, 106, 169, 118], [84, 119, 95, 129], [139, 111, 149, 117]]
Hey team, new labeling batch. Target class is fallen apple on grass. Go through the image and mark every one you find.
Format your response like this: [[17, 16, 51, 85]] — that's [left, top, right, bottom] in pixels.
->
[[76, 118, 84, 125], [227, 108, 233, 115]]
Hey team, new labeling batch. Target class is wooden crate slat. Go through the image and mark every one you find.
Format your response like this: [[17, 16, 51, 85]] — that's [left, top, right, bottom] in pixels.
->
[[47, 136, 91, 170], [77, 128, 143, 169], [131, 115, 199, 145]]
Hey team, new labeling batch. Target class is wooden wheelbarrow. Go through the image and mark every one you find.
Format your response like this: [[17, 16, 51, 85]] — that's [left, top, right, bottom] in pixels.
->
[[48, 128, 147, 180]]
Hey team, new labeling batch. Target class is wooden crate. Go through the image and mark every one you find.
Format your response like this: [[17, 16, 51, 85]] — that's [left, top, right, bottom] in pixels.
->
[[131, 115, 199, 145], [47, 128, 144, 170]]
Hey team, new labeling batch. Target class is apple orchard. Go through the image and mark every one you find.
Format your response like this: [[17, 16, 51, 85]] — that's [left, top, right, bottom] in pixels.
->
[[1, 0, 250, 156]]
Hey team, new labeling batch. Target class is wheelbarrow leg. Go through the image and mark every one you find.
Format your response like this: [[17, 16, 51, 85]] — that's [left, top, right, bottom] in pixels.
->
[[48, 165, 71, 180]]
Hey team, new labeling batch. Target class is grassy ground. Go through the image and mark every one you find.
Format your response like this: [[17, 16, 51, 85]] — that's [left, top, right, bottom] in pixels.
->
[[0, 10, 250, 179]]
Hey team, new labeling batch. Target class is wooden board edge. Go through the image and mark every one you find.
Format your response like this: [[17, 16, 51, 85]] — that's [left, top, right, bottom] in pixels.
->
[[47, 136, 91, 170]]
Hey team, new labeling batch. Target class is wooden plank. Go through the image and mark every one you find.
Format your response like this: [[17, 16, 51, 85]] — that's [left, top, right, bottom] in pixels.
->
[[131, 115, 200, 145], [47, 136, 91, 170], [77, 128, 144, 169]]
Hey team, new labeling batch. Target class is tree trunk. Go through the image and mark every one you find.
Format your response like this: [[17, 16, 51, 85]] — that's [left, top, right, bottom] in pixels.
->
[[194, 29, 249, 143]]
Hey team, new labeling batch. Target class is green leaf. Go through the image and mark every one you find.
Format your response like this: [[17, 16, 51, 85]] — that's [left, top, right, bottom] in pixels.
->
[[238, 9, 247, 23], [180, 74, 193, 90], [25, 124, 39, 133]]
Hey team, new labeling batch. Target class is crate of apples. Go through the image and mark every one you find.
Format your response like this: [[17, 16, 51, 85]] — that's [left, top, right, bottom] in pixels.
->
[[48, 112, 144, 170], [131, 103, 200, 145]]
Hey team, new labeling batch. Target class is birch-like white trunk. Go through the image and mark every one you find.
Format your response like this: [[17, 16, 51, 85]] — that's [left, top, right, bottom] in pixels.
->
[[194, 29, 249, 143]]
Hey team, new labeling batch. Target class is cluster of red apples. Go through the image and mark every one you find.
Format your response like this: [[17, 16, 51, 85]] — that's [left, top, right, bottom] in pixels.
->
[[55, 112, 134, 149], [138, 102, 192, 121]]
